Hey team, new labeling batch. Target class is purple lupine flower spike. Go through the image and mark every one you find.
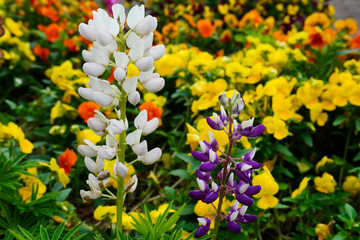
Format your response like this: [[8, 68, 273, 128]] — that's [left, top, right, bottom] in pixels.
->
[[190, 91, 265, 238]]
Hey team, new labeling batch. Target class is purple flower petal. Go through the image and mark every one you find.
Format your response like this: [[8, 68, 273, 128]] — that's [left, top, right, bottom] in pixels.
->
[[227, 221, 242, 233], [196, 169, 211, 181], [235, 169, 252, 183], [235, 193, 253, 206], [191, 151, 209, 162], [189, 190, 207, 201], [204, 191, 219, 203], [238, 214, 257, 224], [245, 185, 261, 196], [206, 117, 222, 130], [194, 225, 210, 238], [199, 162, 217, 172]]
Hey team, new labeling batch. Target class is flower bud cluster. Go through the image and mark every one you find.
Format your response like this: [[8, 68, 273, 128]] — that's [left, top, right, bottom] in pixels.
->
[[189, 91, 265, 238], [77, 4, 165, 201]]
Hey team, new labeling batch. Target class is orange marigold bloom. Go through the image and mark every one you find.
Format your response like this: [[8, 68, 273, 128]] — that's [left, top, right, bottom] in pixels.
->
[[138, 101, 162, 121], [78, 101, 100, 123], [238, 9, 263, 28], [33, 44, 50, 62], [38, 23, 61, 42], [196, 19, 213, 38], [58, 148, 77, 174], [350, 31, 360, 48]]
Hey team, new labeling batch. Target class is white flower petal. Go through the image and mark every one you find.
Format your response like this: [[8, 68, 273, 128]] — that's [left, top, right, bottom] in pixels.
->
[[142, 77, 165, 92], [93, 91, 114, 106], [82, 50, 95, 62], [128, 40, 144, 61], [78, 87, 95, 101], [78, 23, 97, 41], [145, 44, 165, 61], [126, 32, 141, 49], [113, 52, 129, 69], [122, 77, 138, 94], [139, 147, 161, 165], [135, 56, 154, 72], [134, 15, 157, 36], [83, 62, 106, 77], [128, 91, 140, 106], [134, 110, 147, 129], [131, 140, 148, 156], [125, 129, 142, 145], [142, 117, 159, 135], [96, 29, 113, 46]]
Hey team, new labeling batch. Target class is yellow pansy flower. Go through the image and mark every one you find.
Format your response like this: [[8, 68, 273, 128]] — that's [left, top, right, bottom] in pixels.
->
[[94, 205, 117, 223], [342, 176, 360, 196], [18, 168, 46, 203], [143, 92, 166, 107], [76, 129, 102, 146], [315, 223, 331, 240], [262, 116, 289, 140], [5, 18, 23, 37], [39, 158, 70, 188], [253, 166, 279, 209], [315, 156, 334, 173], [50, 101, 78, 124], [291, 177, 311, 199], [186, 123, 200, 151], [314, 172, 336, 194]]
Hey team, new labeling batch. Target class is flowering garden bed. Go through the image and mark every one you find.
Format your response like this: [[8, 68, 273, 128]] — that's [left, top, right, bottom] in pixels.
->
[[0, 0, 360, 239]]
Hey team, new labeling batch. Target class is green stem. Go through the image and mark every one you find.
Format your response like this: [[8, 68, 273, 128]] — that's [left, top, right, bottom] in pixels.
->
[[116, 90, 127, 236], [212, 119, 234, 240], [339, 130, 351, 186]]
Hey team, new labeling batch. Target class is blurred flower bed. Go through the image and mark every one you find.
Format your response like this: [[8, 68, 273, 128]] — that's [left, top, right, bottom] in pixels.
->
[[0, 0, 359, 239]]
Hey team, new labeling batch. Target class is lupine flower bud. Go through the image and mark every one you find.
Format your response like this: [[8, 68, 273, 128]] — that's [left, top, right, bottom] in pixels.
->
[[78, 87, 95, 101], [93, 91, 114, 107], [96, 29, 113, 46], [134, 15, 157, 36], [97, 170, 110, 180], [114, 67, 126, 82], [145, 44, 165, 61], [136, 56, 154, 71], [78, 23, 97, 41], [83, 62, 106, 77], [82, 50, 95, 62], [84, 156, 104, 173], [142, 77, 165, 92], [218, 92, 229, 108], [138, 147, 162, 165], [88, 117, 107, 132], [124, 175, 138, 193], [114, 162, 128, 178], [194, 218, 211, 238], [128, 91, 140, 106]]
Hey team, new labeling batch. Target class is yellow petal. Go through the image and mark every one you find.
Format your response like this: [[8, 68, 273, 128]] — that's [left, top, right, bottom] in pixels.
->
[[257, 195, 278, 209]]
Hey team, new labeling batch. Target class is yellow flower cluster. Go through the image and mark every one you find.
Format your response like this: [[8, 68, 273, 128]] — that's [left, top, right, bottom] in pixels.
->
[[18, 168, 46, 203], [39, 158, 70, 188], [45, 61, 88, 103], [0, 122, 33, 153]]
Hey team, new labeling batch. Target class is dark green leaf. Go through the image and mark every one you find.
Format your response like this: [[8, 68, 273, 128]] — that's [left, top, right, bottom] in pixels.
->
[[274, 144, 293, 157], [50, 222, 65, 240], [55, 189, 71, 202], [62, 222, 83, 240], [356, 118, 360, 131], [333, 115, 347, 126], [168, 170, 191, 179], [8, 229, 27, 240], [353, 151, 360, 162], [18, 226, 36, 240], [344, 203, 357, 220], [39, 226, 49, 240], [301, 132, 313, 147]]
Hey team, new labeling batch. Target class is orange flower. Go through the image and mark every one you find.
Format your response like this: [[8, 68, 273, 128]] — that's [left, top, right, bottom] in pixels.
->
[[162, 22, 178, 39], [273, 30, 287, 42], [307, 28, 327, 49], [64, 38, 79, 52], [350, 31, 360, 48], [40, 6, 60, 22], [224, 14, 238, 28], [58, 148, 77, 174], [220, 29, 232, 43], [138, 101, 162, 121], [196, 19, 213, 38], [33, 44, 50, 62], [238, 9, 263, 28], [78, 101, 100, 123], [335, 18, 358, 35], [38, 23, 61, 42], [304, 12, 331, 31], [184, 14, 196, 28]]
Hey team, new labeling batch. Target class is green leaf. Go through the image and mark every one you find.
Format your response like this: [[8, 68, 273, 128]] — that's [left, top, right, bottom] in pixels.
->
[[39, 226, 49, 240], [274, 144, 293, 157], [72, 233, 88, 240], [55, 189, 72, 202], [344, 203, 357, 220], [5, 100, 17, 110], [158, 204, 185, 235], [50, 222, 65, 240], [168, 169, 191, 179], [353, 151, 360, 162], [356, 118, 360, 131], [18, 226, 36, 240], [332, 231, 347, 240], [274, 203, 289, 209], [164, 186, 177, 199], [62, 222, 83, 240], [333, 115, 347, 126], [175, 153, 200, 172], [300, 132, 313, 147], [8, 229, 27, 240]]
